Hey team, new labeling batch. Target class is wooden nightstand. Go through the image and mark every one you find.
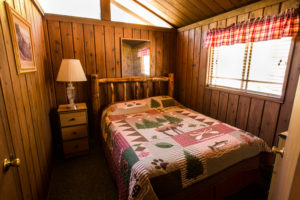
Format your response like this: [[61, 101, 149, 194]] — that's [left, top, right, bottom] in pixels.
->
[[58, 103, 89, 158]]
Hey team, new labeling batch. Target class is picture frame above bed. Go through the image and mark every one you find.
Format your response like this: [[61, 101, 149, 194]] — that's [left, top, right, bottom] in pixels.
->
[[5, 2, 36, 74]]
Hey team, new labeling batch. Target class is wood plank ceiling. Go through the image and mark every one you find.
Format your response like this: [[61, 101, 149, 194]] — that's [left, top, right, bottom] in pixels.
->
[[135, 0, 261, 27]]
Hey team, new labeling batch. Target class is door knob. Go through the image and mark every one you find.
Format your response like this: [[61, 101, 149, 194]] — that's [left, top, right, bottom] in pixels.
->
[[272, 146, 284, 158], [3, 158, 21, 171]]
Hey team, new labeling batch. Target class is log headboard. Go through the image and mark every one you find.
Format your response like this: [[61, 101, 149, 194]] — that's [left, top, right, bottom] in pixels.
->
[[91, 73, 174, 134]]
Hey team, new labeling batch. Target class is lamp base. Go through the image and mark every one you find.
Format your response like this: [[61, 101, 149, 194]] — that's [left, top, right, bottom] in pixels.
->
[[67, 82, 77, 110], [67, 103, 77, 110]]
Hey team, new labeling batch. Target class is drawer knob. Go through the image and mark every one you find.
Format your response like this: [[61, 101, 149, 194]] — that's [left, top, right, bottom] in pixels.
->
[[74, 145, 79, 149], [73, 131, 77, 135], [69, 118, 75, 121]]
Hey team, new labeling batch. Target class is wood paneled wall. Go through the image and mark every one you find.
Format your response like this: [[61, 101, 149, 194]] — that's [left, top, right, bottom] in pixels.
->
[[0, 0, 53, 199], [43, 14, 177, 115], [175, 0, 300, 147]]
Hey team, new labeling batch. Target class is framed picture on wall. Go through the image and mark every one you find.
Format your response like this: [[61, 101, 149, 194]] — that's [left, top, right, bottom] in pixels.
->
[[5, 2, 36, 74]]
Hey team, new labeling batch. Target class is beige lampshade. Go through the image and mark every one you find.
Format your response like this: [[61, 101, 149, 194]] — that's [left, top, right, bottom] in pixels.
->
[[56, 59, 87, 82]]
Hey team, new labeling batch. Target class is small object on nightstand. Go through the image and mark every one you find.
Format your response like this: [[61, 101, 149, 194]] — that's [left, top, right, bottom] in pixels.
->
[[57, 103, 89, 158]]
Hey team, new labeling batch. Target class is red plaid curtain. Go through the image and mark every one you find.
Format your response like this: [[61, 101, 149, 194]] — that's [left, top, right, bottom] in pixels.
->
[[205, 8, 299, 47], [137, 47, 150, 57]]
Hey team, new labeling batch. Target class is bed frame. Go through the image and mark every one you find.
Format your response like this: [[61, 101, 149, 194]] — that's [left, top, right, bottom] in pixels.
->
[[91, 73, 174, 134], [90, 73, 273, 199]]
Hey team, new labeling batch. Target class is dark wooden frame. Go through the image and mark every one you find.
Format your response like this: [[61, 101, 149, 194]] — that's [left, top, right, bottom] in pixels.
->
[[5, 2, 37, 74]]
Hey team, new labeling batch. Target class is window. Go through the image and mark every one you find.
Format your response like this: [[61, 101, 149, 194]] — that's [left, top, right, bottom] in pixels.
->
[[142, 55, 150, 76], [111, 3, 146, 25], [38, 0, 100, 19], [207, 37, 292, 98], [111, 0, 171, 28], [38, 0, 171, 28]]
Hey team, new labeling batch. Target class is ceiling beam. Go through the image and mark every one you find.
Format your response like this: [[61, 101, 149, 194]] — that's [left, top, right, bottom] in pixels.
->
[[101, 0, 111, 21], [111, 0, 154, 25], [133, 0, 176, 28]]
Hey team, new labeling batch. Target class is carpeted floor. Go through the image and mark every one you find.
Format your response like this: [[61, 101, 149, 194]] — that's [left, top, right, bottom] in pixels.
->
[[225, 184, 268, 200], [47, 144, 117, 200], [47, 143, 268, 200]]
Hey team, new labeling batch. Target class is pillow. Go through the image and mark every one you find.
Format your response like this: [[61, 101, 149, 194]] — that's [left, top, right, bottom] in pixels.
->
[[105, 96, 178, 116], [148, 96, 177, 108], [108, 99, 149, 115]]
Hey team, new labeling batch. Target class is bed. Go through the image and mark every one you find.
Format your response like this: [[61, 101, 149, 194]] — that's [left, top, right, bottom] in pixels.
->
[[91, 73, 273, 200]]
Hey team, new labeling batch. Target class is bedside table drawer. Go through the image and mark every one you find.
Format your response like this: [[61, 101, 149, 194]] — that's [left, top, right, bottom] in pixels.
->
[[61, 125, 87, 141], [60, 111, 87, 127], [63, 138, 89, 154]]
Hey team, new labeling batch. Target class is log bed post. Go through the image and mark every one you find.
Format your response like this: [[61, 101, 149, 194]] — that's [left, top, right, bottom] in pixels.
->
[[168, 73, 174, 97], [135, 82, 140, 99], [146, 80, 150, 98], [110, 83, 115, 103], [123, 82, 127, 101]]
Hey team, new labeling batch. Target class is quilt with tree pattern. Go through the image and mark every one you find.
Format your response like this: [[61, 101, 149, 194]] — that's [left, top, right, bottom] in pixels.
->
[[101, 96, 270, 200]]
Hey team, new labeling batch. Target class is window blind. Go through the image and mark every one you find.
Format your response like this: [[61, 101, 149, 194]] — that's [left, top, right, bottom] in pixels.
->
[[207, 37, 292, 97]]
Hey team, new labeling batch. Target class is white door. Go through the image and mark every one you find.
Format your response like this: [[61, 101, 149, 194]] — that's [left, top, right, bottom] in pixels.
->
[[269, 75, 300, 200]]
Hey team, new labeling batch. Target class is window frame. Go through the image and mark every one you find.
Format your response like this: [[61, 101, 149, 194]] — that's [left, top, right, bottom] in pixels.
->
[[205, 37, 296, 103]]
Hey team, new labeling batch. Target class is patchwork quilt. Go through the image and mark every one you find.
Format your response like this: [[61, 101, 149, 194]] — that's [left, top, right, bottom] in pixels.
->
[[101, 96, 270, 200]]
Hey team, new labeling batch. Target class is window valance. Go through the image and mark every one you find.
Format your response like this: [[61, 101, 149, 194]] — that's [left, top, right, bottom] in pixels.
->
[[205, 8, 299, 47]]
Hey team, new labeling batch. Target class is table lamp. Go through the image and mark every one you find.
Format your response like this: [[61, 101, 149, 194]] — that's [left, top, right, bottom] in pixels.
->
[[56, 59, 87, 109]]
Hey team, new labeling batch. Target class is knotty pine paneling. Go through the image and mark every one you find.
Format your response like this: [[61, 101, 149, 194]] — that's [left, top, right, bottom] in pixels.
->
[[0, 0, 53, 199], [44, 14, 177, 134], [175, 0, 300, 147], [179, 31, 189, 104], [236, 96, 251, 130], [141, 0, 260, 27], [190, 27, 201, 110], [217, 92, 229, 122]]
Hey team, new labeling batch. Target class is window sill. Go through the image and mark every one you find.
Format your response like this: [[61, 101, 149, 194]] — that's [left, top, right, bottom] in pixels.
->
[[206, 86, 284, 104]]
